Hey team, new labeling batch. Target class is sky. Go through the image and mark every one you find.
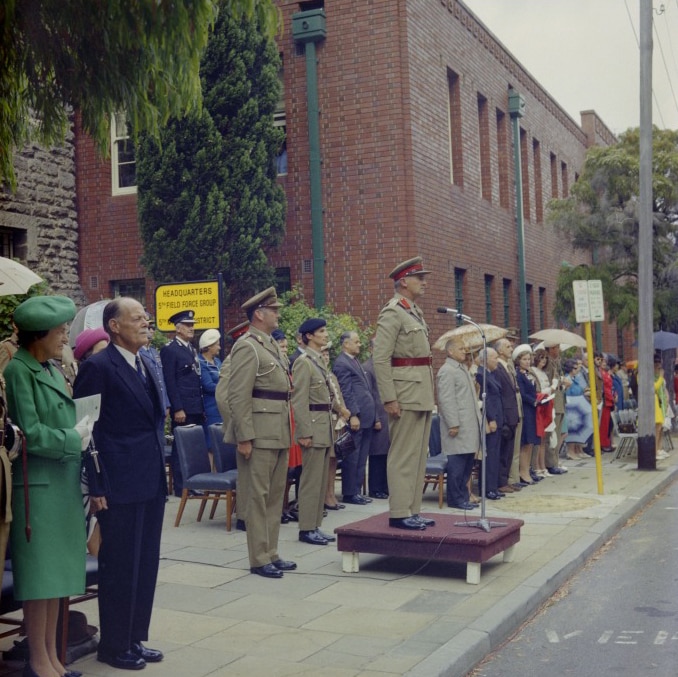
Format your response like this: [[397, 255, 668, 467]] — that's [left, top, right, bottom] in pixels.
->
[[463, 0, 678, 135]]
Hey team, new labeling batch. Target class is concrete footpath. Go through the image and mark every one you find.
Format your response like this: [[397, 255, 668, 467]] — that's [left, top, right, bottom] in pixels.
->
[[1, 449, 676, 677]]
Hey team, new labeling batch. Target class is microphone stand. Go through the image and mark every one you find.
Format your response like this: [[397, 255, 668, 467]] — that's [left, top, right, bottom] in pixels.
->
[[450, 314, 507, 533]]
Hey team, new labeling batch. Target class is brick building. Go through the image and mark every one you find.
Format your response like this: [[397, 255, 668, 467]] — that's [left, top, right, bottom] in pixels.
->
[[74, 0, 624, 353]]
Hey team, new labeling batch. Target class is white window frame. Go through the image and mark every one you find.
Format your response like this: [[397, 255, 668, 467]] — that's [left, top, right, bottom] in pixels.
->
[[111, 112, 137, 196]]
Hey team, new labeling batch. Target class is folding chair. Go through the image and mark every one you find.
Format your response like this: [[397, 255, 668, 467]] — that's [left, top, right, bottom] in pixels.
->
[[173, 425, 237, 530], [611, 410, 638, 461]]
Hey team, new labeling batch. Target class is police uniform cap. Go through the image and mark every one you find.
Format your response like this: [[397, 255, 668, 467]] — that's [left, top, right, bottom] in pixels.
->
[[299, 317, 326, 336], [389, 256, 432, 281], [226, 321, 249, 340], [199, 329, 221, 351], [13, 295, 76, 332], [241, 287, 282, 311], [169, 309, 196, 325]]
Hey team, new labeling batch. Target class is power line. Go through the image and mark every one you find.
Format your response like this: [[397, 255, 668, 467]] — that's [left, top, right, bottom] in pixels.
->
[[653, 14, 678, 120]]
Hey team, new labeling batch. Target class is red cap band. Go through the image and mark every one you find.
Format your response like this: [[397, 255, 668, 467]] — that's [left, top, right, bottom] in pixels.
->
[[393, 262, 424, 281]]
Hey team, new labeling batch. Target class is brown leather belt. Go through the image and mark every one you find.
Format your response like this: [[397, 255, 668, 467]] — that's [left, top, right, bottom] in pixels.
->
[[309, 403, 331, 412], [252, 388, 291, 401], [391, 356, 432, 367]]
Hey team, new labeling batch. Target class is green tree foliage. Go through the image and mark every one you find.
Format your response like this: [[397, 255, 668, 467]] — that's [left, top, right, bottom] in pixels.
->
[[0, 0, 279, 191], [137, 5, 286, 305], [277, 286, 374, 363], [549, 127, 678, 330]]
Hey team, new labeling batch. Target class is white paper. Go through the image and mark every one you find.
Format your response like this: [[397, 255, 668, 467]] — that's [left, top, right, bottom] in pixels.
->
[[74, 394, 101, 424]]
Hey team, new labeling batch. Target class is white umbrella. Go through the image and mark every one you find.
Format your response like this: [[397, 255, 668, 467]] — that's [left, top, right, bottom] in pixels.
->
[[434, 324, 508, 352], [0, 257, 43, 296], [69, 299, 111, 345], [529, 328, 587, 349]]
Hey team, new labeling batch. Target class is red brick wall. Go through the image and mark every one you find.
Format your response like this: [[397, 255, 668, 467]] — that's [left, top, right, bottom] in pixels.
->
[[74, 115, 152, 306], [73, 0, 628, 356]]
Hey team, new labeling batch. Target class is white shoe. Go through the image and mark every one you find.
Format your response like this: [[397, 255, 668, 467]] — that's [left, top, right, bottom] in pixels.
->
[[656, 450, 669, 460]]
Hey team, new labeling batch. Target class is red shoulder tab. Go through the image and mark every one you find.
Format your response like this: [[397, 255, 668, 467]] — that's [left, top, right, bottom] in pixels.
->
[[398, 298, 411, 310]]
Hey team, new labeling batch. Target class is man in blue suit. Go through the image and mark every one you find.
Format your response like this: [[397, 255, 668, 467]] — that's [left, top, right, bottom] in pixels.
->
[[161, 309, 204, 496], [74, 298, 166, 671], [333, 331, 376, 504]]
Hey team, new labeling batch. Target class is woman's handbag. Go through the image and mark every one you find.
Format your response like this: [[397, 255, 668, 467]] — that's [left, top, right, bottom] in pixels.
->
[[334, 429, 356, 461]]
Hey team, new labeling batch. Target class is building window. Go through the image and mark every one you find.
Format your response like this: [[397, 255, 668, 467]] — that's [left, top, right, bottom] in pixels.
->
[[111, 112, 136, 196], [520, 127, 530, 221], [274, 59, 287, 177], [526, 283, 533, 334], [550, 152, 558, 198], [561, 161, 569, 197], [503, 279, 511, 327], [275, 267, 291, 294], [533, 138, 543, 223], [0, 227, 27, 261], [111, 278, 145, 305], [538, 286, 546, 330], [454, 267, 465, 326], [496, 109, 509, 209], [302, 259, 312, 274], [447, 69, 463, 187], [477, 93, 491, 201], [484, 275, 493, 323]]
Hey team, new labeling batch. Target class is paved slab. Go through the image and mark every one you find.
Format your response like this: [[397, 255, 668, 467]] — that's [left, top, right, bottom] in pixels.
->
[[0, 449, 675, 677]]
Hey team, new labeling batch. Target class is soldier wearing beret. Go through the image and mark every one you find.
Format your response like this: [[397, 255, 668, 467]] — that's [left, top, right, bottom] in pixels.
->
[[291, 318, 337, 546], [227, 289, 296, 578], [161, 309, 204, 496], [373, 257, 436, 530]]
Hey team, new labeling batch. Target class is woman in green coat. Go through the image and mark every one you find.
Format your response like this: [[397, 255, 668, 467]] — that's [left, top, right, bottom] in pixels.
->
[[4, 296, 90, 677]]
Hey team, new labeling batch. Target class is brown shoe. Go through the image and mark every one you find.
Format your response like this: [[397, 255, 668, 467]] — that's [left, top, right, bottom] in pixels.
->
[[510, 483, 523, 491], [498, 485, 515, 493]]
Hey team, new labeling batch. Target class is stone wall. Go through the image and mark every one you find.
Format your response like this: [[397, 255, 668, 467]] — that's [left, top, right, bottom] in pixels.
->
[[0, 122, 86, 306]]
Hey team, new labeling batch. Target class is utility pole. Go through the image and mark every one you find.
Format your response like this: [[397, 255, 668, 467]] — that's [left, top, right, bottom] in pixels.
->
[[637, 0, 655, 469]]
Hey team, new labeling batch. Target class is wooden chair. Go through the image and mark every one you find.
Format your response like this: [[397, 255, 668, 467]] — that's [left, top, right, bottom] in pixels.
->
[[173, 425, 237, 531]]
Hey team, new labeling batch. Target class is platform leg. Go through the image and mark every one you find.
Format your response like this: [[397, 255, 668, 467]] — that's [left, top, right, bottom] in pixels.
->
[[503, 545, 515, 563], [466, 562, 481, 585], [342, 551, 360, 573]]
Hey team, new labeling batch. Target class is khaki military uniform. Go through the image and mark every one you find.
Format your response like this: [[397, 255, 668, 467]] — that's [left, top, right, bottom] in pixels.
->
[[228, 327, 291, 568], [291, 348, 333, 532], [373, 294, 434, 519]]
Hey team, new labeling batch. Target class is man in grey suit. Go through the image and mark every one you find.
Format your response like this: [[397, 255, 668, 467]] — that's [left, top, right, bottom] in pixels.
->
[[333, 331, 376, 505], [437, 338, 482, 510]]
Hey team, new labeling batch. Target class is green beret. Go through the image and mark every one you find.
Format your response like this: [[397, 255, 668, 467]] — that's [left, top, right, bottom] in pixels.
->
[[13, 295, 76, 332]]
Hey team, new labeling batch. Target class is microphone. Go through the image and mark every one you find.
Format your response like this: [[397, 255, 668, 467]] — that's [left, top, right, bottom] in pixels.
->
[[437, 307, 472, 321]]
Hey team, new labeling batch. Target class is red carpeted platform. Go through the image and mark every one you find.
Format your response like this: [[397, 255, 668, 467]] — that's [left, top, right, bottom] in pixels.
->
[[334, 512, 524, 584]]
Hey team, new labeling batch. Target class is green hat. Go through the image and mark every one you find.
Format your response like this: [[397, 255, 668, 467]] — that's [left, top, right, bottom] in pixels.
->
[[13, 295, 76, 332]]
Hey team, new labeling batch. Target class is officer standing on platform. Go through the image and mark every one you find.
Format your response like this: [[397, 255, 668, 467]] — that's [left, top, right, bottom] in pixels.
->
[[373, 256, 435, 530], [228, 288, 296, 578], [161, 310, 204, 496]]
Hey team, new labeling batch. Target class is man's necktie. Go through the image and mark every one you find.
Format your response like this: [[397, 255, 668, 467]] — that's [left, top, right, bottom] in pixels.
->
[[135, 355, 146, 383]]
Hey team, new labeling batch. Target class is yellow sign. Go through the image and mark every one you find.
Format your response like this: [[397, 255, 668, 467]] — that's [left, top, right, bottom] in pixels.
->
[[155, 280, 220, 331]]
